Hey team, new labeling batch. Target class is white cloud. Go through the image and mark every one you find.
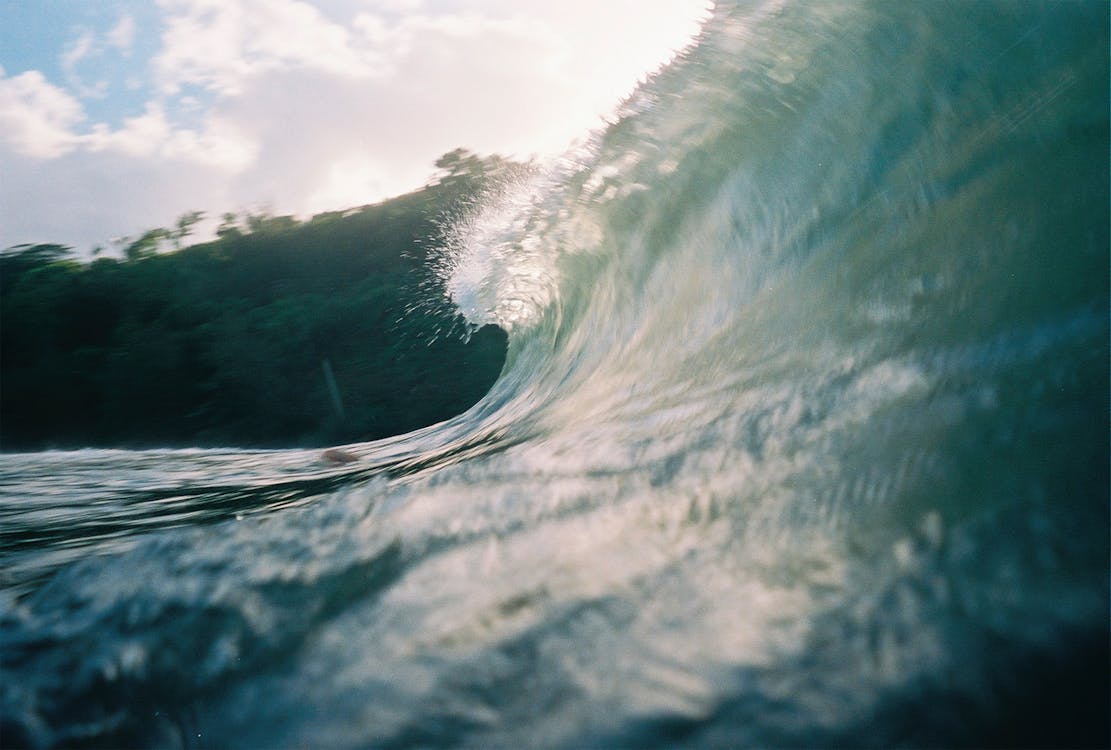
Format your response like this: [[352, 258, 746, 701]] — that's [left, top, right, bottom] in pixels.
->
[[60, 30, 110, 98], [368, 0, 424, 13], [0, 69, 85, 158], [1, 1, 710, 251], [81, 103, 257, 170], [154, 0, 382, 96], [305, 154, 389, 215], [0, 142, 238, 251], [89, 104, 172, 158], [62, 31, 95, 72], [0, 66, 256, 170], [107, 13, 138, 53]]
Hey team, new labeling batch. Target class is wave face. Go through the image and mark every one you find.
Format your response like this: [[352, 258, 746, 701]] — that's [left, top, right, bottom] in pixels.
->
[[2, 2, 1108, 747]]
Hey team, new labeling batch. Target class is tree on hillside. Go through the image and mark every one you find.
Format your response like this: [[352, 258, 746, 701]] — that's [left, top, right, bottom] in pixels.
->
[[172, 211, 205, 249], [0, 244, 74, 294], [125, 228, 170, 261], [434, 148, 523, 189], [216, 212, 242, 240]]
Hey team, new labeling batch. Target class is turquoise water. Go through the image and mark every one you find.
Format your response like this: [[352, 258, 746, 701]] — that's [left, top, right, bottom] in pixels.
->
[[2, 2, 1108, 747]]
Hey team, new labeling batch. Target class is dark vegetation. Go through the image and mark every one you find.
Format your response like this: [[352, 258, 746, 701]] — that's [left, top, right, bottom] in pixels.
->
[[1, 150, 517, 450]]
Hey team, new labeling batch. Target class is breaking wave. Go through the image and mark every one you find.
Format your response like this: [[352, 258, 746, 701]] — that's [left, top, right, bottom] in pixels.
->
[[2, 2, 1107, 747]]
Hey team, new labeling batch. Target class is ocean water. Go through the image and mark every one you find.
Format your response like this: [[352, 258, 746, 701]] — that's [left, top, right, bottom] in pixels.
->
[[2, 2, 1108, 747]]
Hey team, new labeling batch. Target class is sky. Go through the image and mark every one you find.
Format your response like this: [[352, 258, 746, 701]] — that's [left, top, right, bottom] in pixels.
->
[[0, 0, 709, 254]]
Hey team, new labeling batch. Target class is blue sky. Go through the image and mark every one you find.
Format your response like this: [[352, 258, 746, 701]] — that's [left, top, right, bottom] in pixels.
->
[[0, 0, 708, 253]]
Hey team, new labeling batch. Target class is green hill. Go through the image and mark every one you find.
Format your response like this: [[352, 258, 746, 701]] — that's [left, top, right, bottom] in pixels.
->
[[1, 150, 516, 450]]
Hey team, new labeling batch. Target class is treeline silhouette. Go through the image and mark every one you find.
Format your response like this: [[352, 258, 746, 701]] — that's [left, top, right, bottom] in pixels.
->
[[1, 150, 518, 450]]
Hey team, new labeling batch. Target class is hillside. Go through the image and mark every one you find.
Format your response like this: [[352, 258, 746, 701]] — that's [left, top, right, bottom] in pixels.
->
[[0, 150, 515, 450]]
